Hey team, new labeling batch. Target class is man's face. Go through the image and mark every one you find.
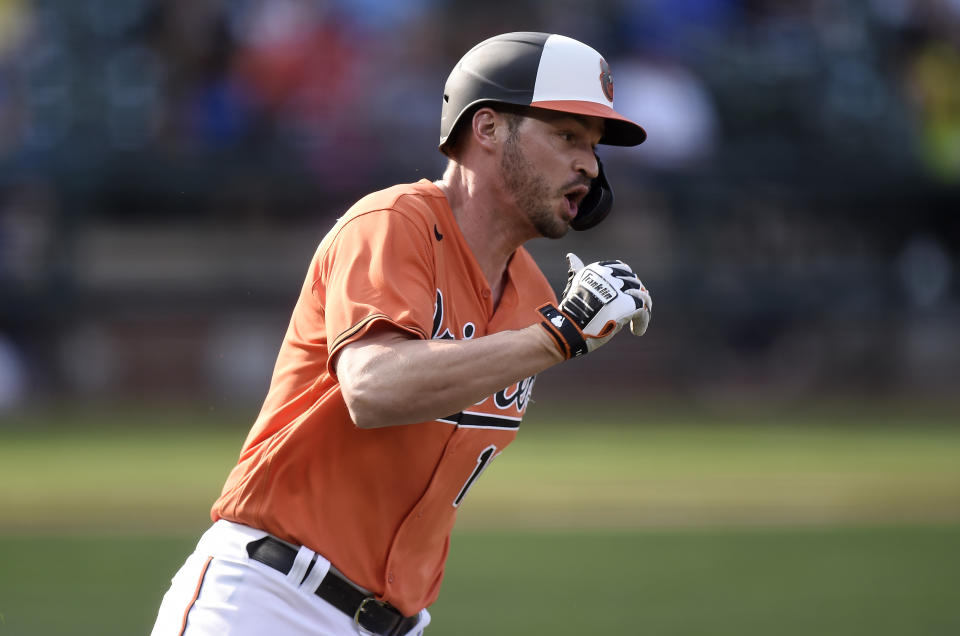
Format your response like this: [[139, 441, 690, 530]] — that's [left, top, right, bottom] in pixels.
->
[[499, 109, 604, 239]]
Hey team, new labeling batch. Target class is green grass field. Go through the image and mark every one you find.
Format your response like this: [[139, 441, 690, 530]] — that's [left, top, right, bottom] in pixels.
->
[[1, 403, 959, 635]]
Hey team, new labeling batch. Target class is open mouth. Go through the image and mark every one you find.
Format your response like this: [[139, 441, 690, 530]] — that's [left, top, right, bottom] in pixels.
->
[[563, 186, 589, 217]]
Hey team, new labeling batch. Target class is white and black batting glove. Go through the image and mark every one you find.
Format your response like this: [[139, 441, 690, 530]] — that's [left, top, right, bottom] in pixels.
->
[[538, 253, 652, 359]]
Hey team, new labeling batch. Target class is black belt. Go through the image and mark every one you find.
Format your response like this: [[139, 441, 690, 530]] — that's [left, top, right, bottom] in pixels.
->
[[246, 536, 420, 636]]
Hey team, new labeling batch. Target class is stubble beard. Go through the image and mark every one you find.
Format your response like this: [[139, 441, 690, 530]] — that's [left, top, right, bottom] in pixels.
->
[[500, 133, 570, 240]]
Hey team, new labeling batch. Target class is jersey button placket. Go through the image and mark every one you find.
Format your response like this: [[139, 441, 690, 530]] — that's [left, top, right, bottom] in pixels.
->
[[481, 288, 492, 315]]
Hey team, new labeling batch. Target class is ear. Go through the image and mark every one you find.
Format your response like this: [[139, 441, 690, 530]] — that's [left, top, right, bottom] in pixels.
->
[[469, 107, 501, 152]]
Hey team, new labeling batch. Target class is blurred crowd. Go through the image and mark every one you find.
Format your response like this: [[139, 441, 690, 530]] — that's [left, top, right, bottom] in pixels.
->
[[0, 0, 958, 409], [1, 0, 957, 179]]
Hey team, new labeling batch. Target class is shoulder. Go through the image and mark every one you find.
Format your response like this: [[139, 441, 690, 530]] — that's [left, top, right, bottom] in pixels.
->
[[344, 180, 447, 228], [316, 181, 446, 255], [311, 181, 448, 275]]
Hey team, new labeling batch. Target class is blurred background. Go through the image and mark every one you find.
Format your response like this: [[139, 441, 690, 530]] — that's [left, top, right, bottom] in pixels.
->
[[0, 0, 957, 410], [1, 1, 959, 634]]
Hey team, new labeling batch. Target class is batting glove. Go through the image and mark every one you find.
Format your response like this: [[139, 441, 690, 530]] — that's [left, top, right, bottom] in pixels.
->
[[538, 253, 652, 359]]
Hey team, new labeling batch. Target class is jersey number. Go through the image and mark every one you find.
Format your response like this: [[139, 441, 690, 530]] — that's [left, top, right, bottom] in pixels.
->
[[453, 445, 498, 507]]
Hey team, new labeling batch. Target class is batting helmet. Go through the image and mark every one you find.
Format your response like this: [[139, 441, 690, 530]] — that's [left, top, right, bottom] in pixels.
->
[[439, 32, 646, 230]]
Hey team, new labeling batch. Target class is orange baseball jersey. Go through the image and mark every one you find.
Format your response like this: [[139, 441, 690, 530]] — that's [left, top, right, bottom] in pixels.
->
[[211, 179, 557, 616]]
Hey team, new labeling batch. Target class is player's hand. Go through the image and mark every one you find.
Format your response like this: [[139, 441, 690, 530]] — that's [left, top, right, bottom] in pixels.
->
[[537, 253, 652, 359]]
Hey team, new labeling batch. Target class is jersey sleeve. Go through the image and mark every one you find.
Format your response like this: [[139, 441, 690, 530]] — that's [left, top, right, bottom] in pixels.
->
[[317, 208, 436, 374]]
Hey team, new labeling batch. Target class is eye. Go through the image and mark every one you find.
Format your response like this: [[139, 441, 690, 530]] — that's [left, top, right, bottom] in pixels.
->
[[557, 131, 574, 142]]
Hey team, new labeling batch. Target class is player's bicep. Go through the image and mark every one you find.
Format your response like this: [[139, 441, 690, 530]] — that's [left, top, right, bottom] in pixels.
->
[[334, 324, 420, 428], [332, 323, 415, 384]]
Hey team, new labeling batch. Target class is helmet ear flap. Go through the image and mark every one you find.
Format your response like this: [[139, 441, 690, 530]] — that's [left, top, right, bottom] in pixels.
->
[[570, 156, 613, 231]]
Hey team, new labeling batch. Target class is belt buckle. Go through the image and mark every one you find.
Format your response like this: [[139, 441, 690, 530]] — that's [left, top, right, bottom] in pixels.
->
[[354, 596, 389, 636]]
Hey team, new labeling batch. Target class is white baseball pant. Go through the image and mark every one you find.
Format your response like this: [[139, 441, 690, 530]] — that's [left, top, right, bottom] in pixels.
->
[[151, 520, 430, 636]]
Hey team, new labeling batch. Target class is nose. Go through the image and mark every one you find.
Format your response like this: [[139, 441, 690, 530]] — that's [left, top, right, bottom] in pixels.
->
[[575, 150, 599, 180]]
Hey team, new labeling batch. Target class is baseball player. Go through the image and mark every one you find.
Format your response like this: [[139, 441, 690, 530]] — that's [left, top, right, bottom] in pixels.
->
[[151, 32, 651, 636]]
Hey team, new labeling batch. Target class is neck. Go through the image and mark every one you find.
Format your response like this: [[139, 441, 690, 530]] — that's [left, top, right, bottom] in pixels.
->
[[434, 160, 533, 299]]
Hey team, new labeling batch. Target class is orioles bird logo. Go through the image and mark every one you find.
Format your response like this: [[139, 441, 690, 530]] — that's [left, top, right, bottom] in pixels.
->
[[599, 59, 614, 102]]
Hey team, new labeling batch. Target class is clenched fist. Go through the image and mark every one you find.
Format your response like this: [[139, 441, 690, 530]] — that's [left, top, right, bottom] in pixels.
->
[[538, 253, 652, 359]]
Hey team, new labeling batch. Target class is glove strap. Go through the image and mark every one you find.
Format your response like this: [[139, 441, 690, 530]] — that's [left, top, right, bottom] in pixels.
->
[[537, 304, 588, 359]]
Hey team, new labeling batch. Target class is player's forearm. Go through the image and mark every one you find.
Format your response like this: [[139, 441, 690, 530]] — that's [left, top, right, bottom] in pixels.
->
[[338, 325, 564, 429]]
